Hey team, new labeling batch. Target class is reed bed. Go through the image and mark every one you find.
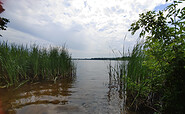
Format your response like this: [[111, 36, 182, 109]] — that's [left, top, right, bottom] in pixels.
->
[[122, 43, 149, 110], [0, 41, 75, 87], [109, 42, 162, 112]]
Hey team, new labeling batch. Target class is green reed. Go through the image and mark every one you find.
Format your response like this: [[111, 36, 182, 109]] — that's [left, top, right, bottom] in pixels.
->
[[108, 42, 153, 111], [122, 43, 148, 108], [118, 42, 159, 112], [126, 42, 148, 83], [0, 41, 75, 87]]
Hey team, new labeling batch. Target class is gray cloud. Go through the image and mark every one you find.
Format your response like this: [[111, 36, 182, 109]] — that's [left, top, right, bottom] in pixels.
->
[[1, 0, 173, 58]]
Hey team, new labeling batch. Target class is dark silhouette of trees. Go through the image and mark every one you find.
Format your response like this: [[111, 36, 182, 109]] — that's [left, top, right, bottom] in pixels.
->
[[0, 1, 9, 36]]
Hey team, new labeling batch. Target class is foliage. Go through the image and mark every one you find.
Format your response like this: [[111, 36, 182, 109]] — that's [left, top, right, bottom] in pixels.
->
[[122, 43, 163, 113], [0, 1, 9, 37], [125, 0, 185, 113], [0, 42, 75, 87]]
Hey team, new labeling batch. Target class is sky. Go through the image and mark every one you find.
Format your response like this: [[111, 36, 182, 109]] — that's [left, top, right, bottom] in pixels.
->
[[0, 0, 175, 58]]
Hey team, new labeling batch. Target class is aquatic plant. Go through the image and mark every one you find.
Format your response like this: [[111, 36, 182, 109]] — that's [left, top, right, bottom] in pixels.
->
[[0, 41, 75, 87], [120, 0, 185, 113], [121, 43, 157, 112]]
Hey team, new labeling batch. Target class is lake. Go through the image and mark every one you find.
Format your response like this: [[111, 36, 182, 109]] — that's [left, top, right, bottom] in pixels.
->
[[0, 60, 132, 114]]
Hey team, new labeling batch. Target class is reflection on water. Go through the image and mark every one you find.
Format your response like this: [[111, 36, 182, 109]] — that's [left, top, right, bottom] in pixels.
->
[[107, 60, 128, 113], [0, 76, 76, 114], [0, 60, 133, 114]]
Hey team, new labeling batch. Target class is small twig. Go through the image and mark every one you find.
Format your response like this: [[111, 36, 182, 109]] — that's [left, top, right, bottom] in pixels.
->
[[14, 79, 29, 90], [145, 105, 161, 113]]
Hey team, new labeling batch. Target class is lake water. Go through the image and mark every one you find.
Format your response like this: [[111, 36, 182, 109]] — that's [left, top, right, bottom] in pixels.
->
[[0, 60, 132, 114]]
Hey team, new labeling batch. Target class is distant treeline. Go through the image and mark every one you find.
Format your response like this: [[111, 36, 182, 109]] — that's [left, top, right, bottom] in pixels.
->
[[73, 56, 130, 60]]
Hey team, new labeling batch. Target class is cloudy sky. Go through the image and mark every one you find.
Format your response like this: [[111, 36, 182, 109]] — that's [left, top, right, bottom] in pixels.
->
[[0, 0, 173, 58]]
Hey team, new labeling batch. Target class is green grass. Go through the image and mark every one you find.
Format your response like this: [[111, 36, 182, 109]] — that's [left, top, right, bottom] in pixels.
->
[[126, 42, 148, 84], [122, 43, 148, 109], [109, 42, 159, 112], [113, 42, 163, 112], [0, 41, 75, 87]]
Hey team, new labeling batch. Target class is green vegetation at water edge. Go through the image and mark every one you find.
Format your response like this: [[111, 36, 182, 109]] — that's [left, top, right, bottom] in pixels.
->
[[120, 0, 185, 113], [0, 42, 75, 88]]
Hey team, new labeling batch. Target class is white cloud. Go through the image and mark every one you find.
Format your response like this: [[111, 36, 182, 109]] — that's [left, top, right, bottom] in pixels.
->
[[0, 27, 55, 47], [1, 0, 175, 58]]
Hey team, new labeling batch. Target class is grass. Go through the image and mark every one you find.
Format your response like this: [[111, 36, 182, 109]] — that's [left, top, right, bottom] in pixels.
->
[[0, 41, 75, 87], [122, 43, 150, 110], [126, 42, 149, 84], [109, 42, 158, 112]]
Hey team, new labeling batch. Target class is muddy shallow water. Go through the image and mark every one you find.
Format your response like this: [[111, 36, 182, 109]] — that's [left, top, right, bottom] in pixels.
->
[[0, 60, 133, 114]]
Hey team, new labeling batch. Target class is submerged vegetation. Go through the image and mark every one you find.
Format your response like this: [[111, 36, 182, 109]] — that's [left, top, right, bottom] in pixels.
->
[[110, 0, 185, 113], [0, 41, 75, 88]]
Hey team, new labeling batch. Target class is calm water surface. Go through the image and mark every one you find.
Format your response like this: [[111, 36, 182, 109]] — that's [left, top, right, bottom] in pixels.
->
[[0, 60, 132, 114]]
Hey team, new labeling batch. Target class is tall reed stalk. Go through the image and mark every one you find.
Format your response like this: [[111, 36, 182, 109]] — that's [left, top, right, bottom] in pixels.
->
[[108, 42, 154, 112], [109, 42, 162, 112], [126, 42, 148, 84], [122, 43, 149, 110], [0, 41, 75, 87]]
